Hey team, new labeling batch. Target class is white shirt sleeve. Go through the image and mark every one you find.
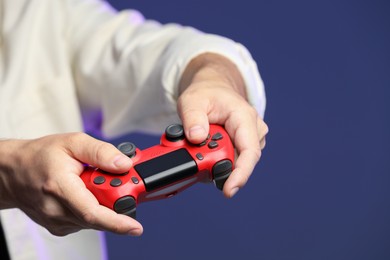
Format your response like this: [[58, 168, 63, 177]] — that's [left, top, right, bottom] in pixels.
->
[[68, 0, 266, 138]]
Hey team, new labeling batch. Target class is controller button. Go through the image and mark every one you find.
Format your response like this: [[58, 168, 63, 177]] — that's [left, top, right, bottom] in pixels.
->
[[114, 196, 137, 219], [110, 178, 122, 187], [208, 141, 219, 149], [117, 142, 137, 158], [198, 140, 207, 147], [212, 160, 233, 190], [196, 153, 204, 160], [165, 124, 185, 142], [211, 132, 223, 141], [93, 176, 105, 185], [196, 134, 210, 146], [131, 176, 139, 184]]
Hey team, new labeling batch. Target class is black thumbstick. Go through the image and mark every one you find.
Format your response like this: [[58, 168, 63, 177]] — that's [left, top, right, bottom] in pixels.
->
[[165, 124, 185, 142], [117, 142, 137, 158]]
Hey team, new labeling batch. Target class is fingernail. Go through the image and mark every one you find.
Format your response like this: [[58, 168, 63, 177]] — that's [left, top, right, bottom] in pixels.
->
[[230, 187, 240, 197], [113, 154, 132, 168], [189, 125, 206, 139], [128, 228, 143, 236]]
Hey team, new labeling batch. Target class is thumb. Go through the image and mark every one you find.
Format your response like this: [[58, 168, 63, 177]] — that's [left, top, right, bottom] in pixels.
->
[[65, 133, 132, 174], [178, 96, 210, 144]]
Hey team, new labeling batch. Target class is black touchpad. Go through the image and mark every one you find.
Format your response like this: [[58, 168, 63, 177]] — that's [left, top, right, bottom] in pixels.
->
[[134, 148, 198, 191]]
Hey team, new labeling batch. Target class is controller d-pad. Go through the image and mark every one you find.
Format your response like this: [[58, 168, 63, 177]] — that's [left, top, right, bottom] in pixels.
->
[[165, 124, 185, 142], [198, 140, 207, 147], [197, 134, 211, 146], [114, 196, 137, 219], [212, 160, 233, 190]]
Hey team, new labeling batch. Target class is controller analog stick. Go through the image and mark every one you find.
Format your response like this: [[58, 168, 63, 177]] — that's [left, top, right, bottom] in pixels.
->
[[165, 124, 185, 142], [117, 142, 137, 158]]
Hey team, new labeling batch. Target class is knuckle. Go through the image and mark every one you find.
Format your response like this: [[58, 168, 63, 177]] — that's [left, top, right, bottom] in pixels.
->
[[63, 132, 89, 151], [93, 142, 114, 163], [241, 175, 250, 187], [181, 108, 204, 120], [261, 121, 269, 136], [177, 89, 195, 107], [247, 106, 258, 118], [236, 172, 250, 188], [252, 145, 262, 162], [81, 209, 97, 226], [67, 132, 88, 144], [42, 179, 59, 196], [109, 222, 124, 234], [72, 132, 88, 140], [40, 204, 58, 219], [260, 138, 267, 150], [38, 198, 65, 221]]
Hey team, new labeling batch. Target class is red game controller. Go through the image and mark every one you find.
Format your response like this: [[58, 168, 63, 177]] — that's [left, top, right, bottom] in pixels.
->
[[80, 124, 235, 218]]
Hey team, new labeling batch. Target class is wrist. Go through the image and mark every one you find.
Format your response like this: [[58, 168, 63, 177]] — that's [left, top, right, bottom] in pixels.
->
[[179, 52, 247, 99]]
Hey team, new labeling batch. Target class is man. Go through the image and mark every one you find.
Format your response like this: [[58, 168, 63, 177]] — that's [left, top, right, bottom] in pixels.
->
[[0, 0, 268, 259]]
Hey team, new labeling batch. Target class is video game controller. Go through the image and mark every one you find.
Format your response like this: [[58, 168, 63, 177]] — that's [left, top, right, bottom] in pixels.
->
[[80, 124, 235, 219]]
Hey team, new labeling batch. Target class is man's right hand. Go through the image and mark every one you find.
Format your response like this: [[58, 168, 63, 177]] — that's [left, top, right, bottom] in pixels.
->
[[0, 133, 143, 236]]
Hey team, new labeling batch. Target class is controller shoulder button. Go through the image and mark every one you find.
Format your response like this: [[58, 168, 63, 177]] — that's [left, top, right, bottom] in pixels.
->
[[114, 196, 137, 219], [213, 160, 232, 175], [212, 160, 233, 190], [93, 176, 105, 185]]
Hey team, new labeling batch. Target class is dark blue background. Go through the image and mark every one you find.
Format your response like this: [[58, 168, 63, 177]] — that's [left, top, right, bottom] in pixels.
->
[[105, 1, 390, 259]]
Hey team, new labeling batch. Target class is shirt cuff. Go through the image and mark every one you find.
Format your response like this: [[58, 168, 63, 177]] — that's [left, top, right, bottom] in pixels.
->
[[161, 27, 266, 118]]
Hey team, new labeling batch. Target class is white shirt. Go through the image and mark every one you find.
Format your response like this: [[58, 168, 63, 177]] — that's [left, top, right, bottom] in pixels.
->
[[0, 0, 266, 259]]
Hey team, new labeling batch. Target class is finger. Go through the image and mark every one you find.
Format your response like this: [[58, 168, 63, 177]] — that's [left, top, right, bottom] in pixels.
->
[[177, 93, 210, 144], [45, 224, 83, 237], [223, 148, 261, 198], [257, 116, 269, 140], [50, 175, 143, 236], [224, 109, 261, 197], [64, 133, 132, 174], [257, 116, 268, 150], [260, 137, 266, 150], [22, 197, 87, 236]]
